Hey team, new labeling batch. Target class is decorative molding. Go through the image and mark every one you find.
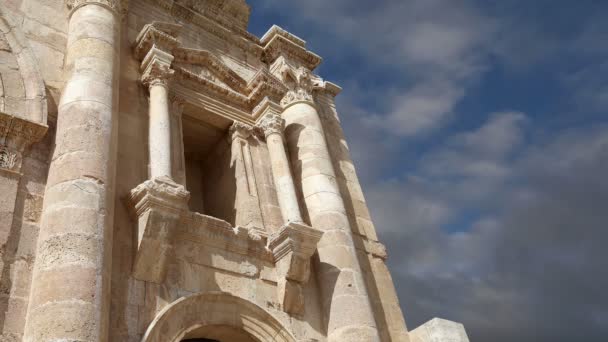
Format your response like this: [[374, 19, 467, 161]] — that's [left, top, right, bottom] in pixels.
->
[[268, 222, 323, 314], [258, 113, 284, 138]]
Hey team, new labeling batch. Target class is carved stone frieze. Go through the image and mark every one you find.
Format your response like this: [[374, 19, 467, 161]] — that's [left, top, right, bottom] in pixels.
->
[[268, 222, 323, 314], [127, 176, 190, 283]]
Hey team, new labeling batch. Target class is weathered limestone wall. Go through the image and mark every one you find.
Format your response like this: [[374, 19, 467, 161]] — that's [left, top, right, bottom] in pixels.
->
[[1, 0, 68, 106], [0, 0, 64, 340]]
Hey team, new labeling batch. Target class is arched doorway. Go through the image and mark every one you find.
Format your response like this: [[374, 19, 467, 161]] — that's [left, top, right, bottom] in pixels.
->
[[181, 324, 258, 342], [142, 292, 296, 342]]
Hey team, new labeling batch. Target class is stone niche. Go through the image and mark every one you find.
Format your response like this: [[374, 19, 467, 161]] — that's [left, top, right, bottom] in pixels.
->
[[181, 106, 235, 224]]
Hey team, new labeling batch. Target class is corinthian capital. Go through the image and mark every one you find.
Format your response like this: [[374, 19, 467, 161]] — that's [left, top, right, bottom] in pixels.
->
[[258, 113, 284, 138], [65, 0, 127, 16], [279, 66, 315, 107], [229, 122, 254, 141], [141, 47, 174, 89]]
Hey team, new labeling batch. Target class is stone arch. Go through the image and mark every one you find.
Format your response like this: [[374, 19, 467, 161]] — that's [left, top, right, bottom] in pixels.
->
[[142, 292, 297, 342], [0, 8, 47, 124]]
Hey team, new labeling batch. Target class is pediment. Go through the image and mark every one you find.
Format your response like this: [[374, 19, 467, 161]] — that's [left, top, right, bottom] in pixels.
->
[[173, 62, 236, 92], [172, 48, 287, 110]]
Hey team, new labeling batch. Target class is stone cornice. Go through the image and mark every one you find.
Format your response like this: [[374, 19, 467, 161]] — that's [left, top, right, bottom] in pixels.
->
[[261, 25, 306, 48], [262, 33, 322, 72], [128, 176, 190, 218], [268, 223, 323, 268], [134, 22, 181, 60]]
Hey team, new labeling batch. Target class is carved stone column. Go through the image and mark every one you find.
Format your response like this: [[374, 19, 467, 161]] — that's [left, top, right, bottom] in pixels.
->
[[229, 122, 264, 229], [142, 48, 174, 179], [281, 67, 381, 341], [258, 113, 303, 224], [23, 1, 122, 341]]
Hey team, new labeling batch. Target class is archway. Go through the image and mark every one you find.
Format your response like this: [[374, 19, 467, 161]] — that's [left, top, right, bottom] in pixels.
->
[[141, 292, 297, 342]]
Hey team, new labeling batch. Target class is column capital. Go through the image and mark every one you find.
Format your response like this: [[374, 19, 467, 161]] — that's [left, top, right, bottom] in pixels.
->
[[65, 0, 128, 17], [258, 113, 284, 138], [0, 112, 48, 173], [278, 65, 316, 107], [141, 47, 174, 89], [229, 121, 255, 141]]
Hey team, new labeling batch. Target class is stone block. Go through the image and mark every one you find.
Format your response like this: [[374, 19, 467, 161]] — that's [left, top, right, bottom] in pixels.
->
[[409, 318, 470, 342]]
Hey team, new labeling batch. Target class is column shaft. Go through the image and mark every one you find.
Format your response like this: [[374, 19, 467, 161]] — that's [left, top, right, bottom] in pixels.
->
[[266, 131, 303, 224], [283, 101, 380, 342], [148, 82, 172, 179], [23, 3, 119, 342]]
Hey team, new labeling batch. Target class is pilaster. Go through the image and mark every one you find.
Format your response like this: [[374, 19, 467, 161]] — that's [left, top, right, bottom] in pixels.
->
[[229, 122, 264, 229]]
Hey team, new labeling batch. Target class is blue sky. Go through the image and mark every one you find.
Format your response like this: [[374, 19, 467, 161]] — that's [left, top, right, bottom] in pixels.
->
[[246, 1, 608, 341]]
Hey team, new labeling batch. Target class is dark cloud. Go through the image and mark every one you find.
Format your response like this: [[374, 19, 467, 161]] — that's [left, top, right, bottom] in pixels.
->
[[375, 125, 608, 341]]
